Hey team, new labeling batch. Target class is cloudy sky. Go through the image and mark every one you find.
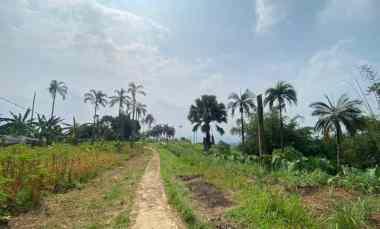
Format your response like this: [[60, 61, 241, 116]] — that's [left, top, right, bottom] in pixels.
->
[[0, 0, 379, 142]]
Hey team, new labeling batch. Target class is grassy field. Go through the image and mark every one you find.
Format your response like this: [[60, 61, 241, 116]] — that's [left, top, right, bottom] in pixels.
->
[[158, 143, 380, 229], [0, 142, 147, 227]]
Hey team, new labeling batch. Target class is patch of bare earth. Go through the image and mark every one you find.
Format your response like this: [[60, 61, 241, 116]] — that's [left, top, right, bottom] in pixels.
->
[[130, 149, 185, 229], [369, 213, 380, 228], [7, 151, 151, 229], [295, 186, 357, 217], [178, 175, 236, 229]]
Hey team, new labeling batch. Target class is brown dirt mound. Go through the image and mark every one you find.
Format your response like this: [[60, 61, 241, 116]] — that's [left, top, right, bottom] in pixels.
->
[[178, 175, 236, 228]]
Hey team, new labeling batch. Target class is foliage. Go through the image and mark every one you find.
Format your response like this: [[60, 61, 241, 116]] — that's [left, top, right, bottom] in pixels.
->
[[228, 89, 256, 144], [48, 80, 68, 118], [0, 109, 33, 136], [188, 95, 227, 151], [264, 81, 298, 152], [128, 82, 146, 120], [0, 142, 139, 213], [147, 124, 176, 141], [310, 94, 363, 169]]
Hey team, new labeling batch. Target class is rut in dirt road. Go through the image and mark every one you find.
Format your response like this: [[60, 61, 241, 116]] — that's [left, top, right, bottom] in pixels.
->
[[131, 149, 185, 229]]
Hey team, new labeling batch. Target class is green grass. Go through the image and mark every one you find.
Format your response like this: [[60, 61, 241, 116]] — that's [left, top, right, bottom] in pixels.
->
[[157, 143, 380, 228]]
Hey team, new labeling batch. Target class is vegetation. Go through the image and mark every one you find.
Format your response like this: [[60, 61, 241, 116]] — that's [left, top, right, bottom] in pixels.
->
[[310, 95, 363, 169], [0, 142, 144, 216], [158, 143, 380, 228], [227, 89, 256, 145], [264, 81, 298, 153], [48, 80, 68, 119], [188, 95, 227, 151]]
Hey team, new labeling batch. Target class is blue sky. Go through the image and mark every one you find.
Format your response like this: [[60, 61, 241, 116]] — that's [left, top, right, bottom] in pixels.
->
[[0, 0, 379, 142]]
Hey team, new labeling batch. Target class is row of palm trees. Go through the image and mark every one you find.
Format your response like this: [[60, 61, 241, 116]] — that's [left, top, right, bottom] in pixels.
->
[[48, 80, 152, 125], [190, 81, 363, 168]]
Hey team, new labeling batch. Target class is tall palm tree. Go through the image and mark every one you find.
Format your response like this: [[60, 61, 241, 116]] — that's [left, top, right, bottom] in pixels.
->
[[84, 90, 108, 134], [310, 94, 363, 169], [135, 102, 147, 121], [128, 82, 146, 120], [228, 89, 256, 144], [109, 88, 131, 117], [188, 95, 227, 151], [49, 80, 68, 119], [144, 114, 155, 130], [264, 81, 297, 152]]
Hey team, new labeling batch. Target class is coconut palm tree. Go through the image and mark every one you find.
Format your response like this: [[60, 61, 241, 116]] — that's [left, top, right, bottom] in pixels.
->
[[109, 88, 131, 117], [310, 94, 363, 169], [84, 90, 108, 134], [144, 114, 155, 130], [128, 82, 146, 120], [264, 81, 297, 152], [188, 95, 227, 151], [135, 102, 147, 121], [48, 80, 68, 119], [228, 89, 256, 144]]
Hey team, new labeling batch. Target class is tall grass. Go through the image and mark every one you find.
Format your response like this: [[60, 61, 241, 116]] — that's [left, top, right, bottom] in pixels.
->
[[0, 142, 139, 215]]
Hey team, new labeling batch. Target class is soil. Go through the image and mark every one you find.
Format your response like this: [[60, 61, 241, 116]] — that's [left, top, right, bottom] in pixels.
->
[[178, 174, 235, 229], [130, 149, 185, 229]]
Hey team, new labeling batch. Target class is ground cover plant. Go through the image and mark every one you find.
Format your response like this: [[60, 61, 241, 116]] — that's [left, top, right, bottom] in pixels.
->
[[0, 142, 144, 223], [159, 142, 380, 228]]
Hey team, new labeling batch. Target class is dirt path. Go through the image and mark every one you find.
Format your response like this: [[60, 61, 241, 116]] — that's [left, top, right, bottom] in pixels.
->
[[7, 151, 151, 229], [131, 149, 186, 229]]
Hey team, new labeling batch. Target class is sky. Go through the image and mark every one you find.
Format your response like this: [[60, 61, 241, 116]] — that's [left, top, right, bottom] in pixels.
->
[[0, 0, 379, 142]]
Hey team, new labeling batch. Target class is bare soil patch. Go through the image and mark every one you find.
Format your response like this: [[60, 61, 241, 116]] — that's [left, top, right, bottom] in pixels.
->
[[369, 213, 380, 228], [178, 175, 236, 229]]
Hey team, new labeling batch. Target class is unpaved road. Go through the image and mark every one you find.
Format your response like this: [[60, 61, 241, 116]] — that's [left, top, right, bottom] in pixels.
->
[[131, 149, 185, 229]]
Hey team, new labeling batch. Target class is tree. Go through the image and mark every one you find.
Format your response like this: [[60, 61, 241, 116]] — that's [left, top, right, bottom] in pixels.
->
[[310, 94, 363, 169], [34, 114, 63, 144], [109, 88, 131, 116], [135, 102, 147, 121], [0, 109, 33, 136], [84, 90, 108, 138], [228, 89, 256, 144], [49, 80, 68, 119], [128, 82, 146, 120], [264, 81, 297, 153], [144, 114, 155, 130], [188, 95, 227, 151]]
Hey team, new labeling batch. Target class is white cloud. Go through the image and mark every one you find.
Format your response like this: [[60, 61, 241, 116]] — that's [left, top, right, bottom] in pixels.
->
[[255, 0, 288, 33]]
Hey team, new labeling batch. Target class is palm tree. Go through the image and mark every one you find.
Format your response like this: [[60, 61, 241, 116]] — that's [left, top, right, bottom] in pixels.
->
[[49, 80, 68, 119], [0, 109, 32, 136], [144, 114, 155, 130], [34, 114, 63, 145], [188, 95, 227, 151], [228, 89, 256, 144], [109, 88, 131, 117], [310, 94, 363, 169], [135, 102, 147, 121], [264, 81, 297, 152], [84, 90, 108, 137], [128, 82, 146, 120]]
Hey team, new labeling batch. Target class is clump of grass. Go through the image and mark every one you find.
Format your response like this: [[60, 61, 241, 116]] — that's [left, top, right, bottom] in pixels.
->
[[327, 198, 373, 228], [226, 189, 316, 228]]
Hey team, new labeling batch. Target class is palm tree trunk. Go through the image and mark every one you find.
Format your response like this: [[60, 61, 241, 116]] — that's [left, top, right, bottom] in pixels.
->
[[279, 106, 284, 153], [205, 124, 211, 152], [240, 108, 245, 144], [119, 100, 123, 140], [93, 104, 98, 140], [336, 125, 342, 171], [51, 93, 56, 119]]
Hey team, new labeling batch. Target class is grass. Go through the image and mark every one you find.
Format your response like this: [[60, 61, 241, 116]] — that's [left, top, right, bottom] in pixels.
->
[[157, 143, 380, 228], [1, 142, 149, 228]]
